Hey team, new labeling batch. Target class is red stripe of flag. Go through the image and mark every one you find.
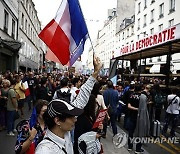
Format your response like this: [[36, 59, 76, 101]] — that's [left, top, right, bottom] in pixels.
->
[[39, 19, 70, 65]]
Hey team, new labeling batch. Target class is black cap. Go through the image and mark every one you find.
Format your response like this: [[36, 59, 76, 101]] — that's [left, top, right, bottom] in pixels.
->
[[47, 99, 83, 118]]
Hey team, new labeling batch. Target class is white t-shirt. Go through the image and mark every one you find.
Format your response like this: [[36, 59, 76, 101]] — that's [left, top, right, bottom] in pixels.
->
[[166, 94, 180, 114], [96, 94, 107, 109]]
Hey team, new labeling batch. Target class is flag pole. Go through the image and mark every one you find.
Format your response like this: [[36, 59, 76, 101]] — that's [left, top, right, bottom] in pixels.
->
[[77, 0, 95, 53]]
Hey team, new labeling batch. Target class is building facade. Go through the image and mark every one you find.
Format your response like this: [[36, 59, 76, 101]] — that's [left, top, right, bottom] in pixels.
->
[[18, 0, 45, 72], [0, 0, 21, 73], [0, 0, 46, 73], [134, 0, 180, 72], [93, 9, 117, 70], [88, 0, 180, 74], [116, 0, 135, 32]]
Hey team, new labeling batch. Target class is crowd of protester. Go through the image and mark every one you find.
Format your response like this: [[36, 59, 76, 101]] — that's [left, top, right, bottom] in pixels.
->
[[0, 57, 180, 153]]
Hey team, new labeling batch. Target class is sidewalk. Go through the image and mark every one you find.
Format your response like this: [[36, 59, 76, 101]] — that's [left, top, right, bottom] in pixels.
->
[[101, 127, 129, 154], [102, 125, 150, 154]]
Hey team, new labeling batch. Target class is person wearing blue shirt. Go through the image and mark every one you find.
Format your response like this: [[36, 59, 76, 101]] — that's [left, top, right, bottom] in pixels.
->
[[103, 80, 119, 136]]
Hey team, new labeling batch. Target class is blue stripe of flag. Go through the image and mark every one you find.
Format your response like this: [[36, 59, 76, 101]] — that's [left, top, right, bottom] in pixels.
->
[[68, 0, 89, 65]]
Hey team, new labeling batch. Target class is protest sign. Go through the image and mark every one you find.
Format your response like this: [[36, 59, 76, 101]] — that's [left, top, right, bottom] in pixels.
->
[[93, 109, 107, 129]]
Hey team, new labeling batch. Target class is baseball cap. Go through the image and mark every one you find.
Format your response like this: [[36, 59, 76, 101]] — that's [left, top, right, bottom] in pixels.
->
[[47, 99, 84, 118]]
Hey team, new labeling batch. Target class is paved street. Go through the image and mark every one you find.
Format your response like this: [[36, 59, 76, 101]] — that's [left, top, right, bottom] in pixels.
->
[[0, 103, 32, 154]]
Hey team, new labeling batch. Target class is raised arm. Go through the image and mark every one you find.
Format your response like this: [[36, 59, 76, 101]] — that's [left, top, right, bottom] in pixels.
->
[[71, 55, 102, 109]]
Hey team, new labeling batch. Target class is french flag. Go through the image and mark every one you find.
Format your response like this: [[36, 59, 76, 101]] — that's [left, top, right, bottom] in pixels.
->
[[39, 0, 89, 66], [23, 81, 30, 97]]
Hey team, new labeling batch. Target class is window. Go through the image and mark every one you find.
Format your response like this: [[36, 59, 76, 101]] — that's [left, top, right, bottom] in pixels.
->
[[20, 38, 23, 54], [29, 5, 31, 16], [12, 19, 15, 39], [138, 18, 140, 30], [131, 26, 134, 35], [122, 32, 125, 40], [143, 14, 147, 27], [24, 42, 26, 55], [159, 24, 163, 31], [25, 19, 27, 32], [143, 32, 147, 37], [169, 19, 174, 27], [26, 0, 28, 9], [137, 35, 140, 40], [138, 2, 141, 14], [4, 10, 9, 33], [144, 0, 147, 9], [169, 0, 175, 13], [127, 29, 129, 37], [150, 9, 154, 23], [28, 24, 30, 36], [159, 3, 164, 19], [31, 28, 32, 39], [32, 11, 33, 20], [32, 31, 34, 41], [21, 13, 24, 28], [150, 28, 154, 34]]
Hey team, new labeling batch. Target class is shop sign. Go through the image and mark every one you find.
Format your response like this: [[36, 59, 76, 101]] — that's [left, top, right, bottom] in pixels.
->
[[118, 24, 180, 57]]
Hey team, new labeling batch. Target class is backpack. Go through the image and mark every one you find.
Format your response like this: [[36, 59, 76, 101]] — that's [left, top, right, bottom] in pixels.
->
[[154, 93, 166, 106], [56, 89, 71, 102]]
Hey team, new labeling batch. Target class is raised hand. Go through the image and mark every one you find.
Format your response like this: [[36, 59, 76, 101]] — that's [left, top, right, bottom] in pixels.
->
[[92, 53, 102, 78]]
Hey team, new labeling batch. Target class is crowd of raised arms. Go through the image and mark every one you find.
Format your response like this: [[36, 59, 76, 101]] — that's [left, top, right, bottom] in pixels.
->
[[0, 57, 179, 154]]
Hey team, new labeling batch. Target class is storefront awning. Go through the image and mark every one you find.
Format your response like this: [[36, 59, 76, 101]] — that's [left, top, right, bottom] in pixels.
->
[[0, 37, 22, 51], [115, 39, 180, 61]]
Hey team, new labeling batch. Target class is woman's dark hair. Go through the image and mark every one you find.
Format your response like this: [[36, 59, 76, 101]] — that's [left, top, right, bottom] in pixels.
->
[[43, 111, 74, 130], [153, 83, 161, 92], [41, 77, 47, 85], [10, 78, 16, 85], [107, 80, 113, 88], [83, 94, 97, 122], [35, 99, 48, 115], [60, 77, 69, 87], [91, 82, 101, 97], [71, 77, 80, 86], [134, 84, 142, 92]]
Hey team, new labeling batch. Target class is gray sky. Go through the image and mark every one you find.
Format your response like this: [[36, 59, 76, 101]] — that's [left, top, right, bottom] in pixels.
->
[[33, 0, 117, 64]]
